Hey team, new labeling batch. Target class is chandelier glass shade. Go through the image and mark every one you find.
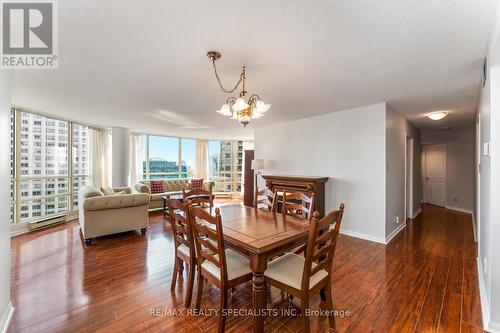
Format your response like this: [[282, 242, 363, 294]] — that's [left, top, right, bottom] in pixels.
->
[[208, 51, 271, 127]]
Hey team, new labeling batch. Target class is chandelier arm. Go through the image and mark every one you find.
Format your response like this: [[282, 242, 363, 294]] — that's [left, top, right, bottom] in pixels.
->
[[212, 59, 244, 94]]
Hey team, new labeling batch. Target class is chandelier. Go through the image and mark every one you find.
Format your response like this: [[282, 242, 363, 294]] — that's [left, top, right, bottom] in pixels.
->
[[207, 51, 271, 127]]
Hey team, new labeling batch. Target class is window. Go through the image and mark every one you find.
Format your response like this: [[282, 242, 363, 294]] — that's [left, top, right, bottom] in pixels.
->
[[141, 136, 196, 180], [10, 110, 90, 223], [180, 138, 195, 179], [208, 140, 243, 193], [147, 136, 179, 179]]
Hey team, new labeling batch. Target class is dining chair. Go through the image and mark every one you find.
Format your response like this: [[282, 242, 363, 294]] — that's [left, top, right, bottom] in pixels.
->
[[254, 187, 277, 211], [282, 191, 316, 254], [189, 205, 253, 333], [282, 191, 316, 220], [167, 198, 197, 308], [183, 187, 214, 213], [264, 204, 345, 333]]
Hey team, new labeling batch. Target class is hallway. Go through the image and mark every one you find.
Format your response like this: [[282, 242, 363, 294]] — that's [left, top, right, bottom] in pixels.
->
[[8, 204, 482, 332]]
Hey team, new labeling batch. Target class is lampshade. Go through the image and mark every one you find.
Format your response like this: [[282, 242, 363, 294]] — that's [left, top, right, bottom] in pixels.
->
[[251, 159, 266, 170], [427, 111, 448, 120], [232, 97, 250, 112], [216, 104, 232, 117], [254, 100, 271, 113]]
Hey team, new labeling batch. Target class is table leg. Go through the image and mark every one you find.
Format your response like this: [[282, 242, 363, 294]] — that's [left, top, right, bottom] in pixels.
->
[[250, 254, 267, 333], [252, 272, 266, 332]]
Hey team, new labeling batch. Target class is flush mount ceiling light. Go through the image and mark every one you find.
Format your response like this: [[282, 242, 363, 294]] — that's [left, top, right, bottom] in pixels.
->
[[207, 50, 271, 127], [427, 111, 448, 120]]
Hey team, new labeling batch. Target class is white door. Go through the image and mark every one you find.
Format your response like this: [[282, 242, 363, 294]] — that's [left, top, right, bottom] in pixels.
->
[[424, 144, 446, 207]]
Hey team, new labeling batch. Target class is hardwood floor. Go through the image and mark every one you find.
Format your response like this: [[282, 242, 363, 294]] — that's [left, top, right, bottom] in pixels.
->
[[9, 203, 483, 332]]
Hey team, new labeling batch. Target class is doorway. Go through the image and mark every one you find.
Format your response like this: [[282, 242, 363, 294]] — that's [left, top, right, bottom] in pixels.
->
[[423, 144, 447, 207]]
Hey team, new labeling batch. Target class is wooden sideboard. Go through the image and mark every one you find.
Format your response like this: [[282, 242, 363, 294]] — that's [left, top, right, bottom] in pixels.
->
[[261, 174, 329, 217]]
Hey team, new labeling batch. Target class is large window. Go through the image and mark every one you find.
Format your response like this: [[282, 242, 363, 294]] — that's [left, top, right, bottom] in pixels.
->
[[142, 135, 195, 179], [140, 135, 242, 193], [209, 140, 243, 193], [11, 109, 89, 224]]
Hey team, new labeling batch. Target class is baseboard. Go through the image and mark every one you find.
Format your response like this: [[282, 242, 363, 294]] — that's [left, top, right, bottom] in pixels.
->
[[489, 322, 500, 333], [10, 222, 28, 237], [412, 208, 422, 219], [477, 257, 496, 332], [446, 205, 473, 215], [385, 222, 407, 244], [0, 302, 14, 333], [339, 228, 386, 245]]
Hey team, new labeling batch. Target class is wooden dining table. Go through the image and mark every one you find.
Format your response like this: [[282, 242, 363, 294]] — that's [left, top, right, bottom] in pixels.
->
[[215, 204, 311, 333]]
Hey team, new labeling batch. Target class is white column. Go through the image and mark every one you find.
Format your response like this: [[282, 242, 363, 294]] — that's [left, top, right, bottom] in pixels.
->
[[112, 127, 131, 187], [0, 72, 13, 330]]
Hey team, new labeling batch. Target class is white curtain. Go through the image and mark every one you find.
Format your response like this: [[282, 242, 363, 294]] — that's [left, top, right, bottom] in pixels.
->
[[194, 139, 209, 179], [129, 134, 142, 185], [89, 128, 111, 188]]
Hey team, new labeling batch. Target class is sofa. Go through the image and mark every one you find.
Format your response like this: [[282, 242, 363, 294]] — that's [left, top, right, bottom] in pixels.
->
[[134, 179, 214, 210], [78, 185, 150, 245]]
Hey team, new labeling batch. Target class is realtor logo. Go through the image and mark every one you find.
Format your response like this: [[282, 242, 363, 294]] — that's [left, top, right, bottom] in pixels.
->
[[1, 0, 58, 68]]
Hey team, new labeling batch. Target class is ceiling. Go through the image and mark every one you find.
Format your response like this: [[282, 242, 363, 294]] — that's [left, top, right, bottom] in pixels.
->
[[12, 0, 496, 140]]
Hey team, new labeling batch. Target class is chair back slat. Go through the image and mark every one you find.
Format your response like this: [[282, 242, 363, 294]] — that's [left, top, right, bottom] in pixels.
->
[[310, 260, 328, 276], [254, 187, 277, 211], [283, 191, 316, 220], [301, 203, 345, 290], [167, 199, 195, 258], [189, 205, 228, 281], [183, 187, 213, 207]]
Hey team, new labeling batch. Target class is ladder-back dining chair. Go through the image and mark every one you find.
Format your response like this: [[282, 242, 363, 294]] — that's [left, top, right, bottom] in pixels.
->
[[264, 204, 345, 332], [189, 205, 253, 333], [282, 191, 316, 220], [183, 187, 214, 213], [167, 198, 197, 307], [254, 187, 277, 211]]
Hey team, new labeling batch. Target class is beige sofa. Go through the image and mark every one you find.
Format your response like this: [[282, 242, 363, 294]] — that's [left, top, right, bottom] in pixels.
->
[[134, 179, 214, 210], [78, 185, 150, 245]]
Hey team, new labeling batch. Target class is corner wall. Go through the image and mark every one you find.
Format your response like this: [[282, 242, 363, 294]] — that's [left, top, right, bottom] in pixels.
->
[[385, 105, 422, 240], [255, 103, 387, 243], [0, 73, 13, 332]]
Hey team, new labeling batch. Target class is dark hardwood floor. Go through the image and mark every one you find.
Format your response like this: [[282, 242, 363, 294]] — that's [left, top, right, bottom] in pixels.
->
[[9, 203, 483, 332]]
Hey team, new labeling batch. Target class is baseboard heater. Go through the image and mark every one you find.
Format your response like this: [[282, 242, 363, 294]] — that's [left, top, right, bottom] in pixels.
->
[[28, 214, 66, 231]]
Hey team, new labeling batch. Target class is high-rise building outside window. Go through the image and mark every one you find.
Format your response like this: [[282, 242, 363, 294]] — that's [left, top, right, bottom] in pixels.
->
[[10, 109, 89, 224]]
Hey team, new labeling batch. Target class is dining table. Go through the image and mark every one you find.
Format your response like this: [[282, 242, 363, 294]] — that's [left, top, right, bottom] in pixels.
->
[[215, 204, 312, 333]]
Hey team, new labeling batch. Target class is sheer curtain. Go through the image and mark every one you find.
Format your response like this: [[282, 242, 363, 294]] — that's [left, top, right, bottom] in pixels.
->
[[195, 139, 209, 180], [129, 134, 143, 185], [89, 128, 111, 188]]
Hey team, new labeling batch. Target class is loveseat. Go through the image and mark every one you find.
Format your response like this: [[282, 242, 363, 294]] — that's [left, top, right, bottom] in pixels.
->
[[78, 185, 150, 245], [134, 179, 214, 210]]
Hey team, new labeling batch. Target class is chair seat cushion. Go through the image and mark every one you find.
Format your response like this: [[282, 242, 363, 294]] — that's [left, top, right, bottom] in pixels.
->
[[201, 249, 251, 281], [264, 252, 328, 290]]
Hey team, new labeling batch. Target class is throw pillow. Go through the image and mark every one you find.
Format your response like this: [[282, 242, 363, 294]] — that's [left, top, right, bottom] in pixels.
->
[[191, 178, 204, 189], [101, 187, 115, 195], [150, 180, 164, 194]]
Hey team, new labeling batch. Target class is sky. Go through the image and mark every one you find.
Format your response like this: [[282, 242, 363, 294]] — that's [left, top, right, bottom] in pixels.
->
[[148, 136, 221, 168]]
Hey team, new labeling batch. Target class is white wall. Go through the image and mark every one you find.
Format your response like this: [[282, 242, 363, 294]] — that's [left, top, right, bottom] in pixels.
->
[[476, 6, 500, 330], [421, 128, 475, 212], [0, 73, 13, 332], [255, 103, 387, 243], [385, 105, 422, 239], [112, 127, 131, 187]]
